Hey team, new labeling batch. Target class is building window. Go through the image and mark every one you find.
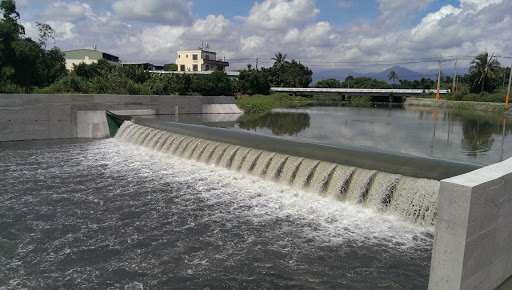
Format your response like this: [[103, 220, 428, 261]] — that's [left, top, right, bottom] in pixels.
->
[[186, 55, 188, 58], [205, 55, 209, 60], [205, 65, 210, 71], [178, 55, 181, 58], [192, 54, 198, 61], [180, 65, 185, 71], [193, 64, 198, 71]]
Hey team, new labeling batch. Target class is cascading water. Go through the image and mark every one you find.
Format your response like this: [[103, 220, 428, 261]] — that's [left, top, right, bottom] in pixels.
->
[[115, 122, 440, 227]]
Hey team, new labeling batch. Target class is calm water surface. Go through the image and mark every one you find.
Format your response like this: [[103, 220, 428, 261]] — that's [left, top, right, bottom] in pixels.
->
[[166, 105, 511, 166], [0, 138, 432, 289]]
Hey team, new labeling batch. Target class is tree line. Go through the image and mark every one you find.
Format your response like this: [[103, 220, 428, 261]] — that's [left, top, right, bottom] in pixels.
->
[[0, 0, 508, 99]]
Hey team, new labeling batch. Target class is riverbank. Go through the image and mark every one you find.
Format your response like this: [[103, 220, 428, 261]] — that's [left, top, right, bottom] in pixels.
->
[[404, 97, 512, 115]]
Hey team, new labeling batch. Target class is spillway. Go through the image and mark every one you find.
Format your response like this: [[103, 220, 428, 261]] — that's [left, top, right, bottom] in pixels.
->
[[114, 121, 469, 227]]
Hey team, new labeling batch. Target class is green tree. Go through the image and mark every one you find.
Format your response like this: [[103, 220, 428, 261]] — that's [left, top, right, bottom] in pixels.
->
[[0, 0, 66, 92], [388, 70, 399, 84], [270, 52, 288, 86], [469, 52, 501, 93], [238, 69, 270, 95], [163, 63, 178, 71], [315, 78, 343, 88]]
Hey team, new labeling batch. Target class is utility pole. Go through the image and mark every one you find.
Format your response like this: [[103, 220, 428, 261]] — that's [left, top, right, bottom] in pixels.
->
[[452, 56, 458, 93], [506, 61, 511, 104], [256, 55, 259, 70], [436, 55, 442, 100]]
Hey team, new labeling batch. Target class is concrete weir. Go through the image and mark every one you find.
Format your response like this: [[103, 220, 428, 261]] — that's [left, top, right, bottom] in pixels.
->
[[1, 93, 511, 288], [429, 157, 512, 289], [0, 94, 241, 141]]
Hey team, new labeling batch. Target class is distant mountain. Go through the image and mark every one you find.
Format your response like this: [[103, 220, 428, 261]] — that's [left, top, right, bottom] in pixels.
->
[[367, 66, 428, 82], [312, 66, 431, 85]]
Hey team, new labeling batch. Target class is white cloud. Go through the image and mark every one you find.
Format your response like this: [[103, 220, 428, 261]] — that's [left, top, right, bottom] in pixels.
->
[[336, 0, 353, 8], [244, 0, 319, 32], [17, 0, 511, 73], [112, 0, 194, 25], [376, 0, 434, 27], [186, 15, 234, 40], [141, 25, 187, 60], [38, 1, 93, 22]]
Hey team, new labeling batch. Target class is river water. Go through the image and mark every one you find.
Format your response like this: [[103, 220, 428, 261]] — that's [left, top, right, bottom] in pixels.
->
[[1, 137, 432, 289], [2, 105, 508, 289], [169, 105, 512, 166]]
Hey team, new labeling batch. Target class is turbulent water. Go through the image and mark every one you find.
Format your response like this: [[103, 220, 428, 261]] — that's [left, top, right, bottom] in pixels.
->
[[0, 137, 433, 289], [118, 121, 440, 227]]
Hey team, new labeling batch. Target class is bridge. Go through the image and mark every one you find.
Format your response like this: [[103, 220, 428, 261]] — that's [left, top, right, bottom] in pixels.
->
[[271, 87, 449, 97]]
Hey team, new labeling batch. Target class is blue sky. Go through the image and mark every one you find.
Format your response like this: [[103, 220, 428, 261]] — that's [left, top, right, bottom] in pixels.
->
[[16, 0, 512, 73]]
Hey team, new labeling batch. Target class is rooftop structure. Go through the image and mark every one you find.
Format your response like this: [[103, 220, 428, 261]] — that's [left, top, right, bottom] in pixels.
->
[[176, 49, 229, 72], [63, 49, 121, 70]]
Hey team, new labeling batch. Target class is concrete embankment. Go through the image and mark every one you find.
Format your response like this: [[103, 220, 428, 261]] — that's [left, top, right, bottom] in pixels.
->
[[0, 94, 241, 141], [405, 97, 512, 115]]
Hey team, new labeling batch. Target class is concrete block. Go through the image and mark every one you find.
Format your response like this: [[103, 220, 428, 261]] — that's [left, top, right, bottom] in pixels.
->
[[500, 186, 512, 223], [0, 109, 25, 123], [93, 94, 117, 104], [429, 219, 467, 289], [115, 95, 153, 104], [23, 106, 50, 122], [48, 121, 74, 139], [0, 132, 24, 141], [466, 184, 503, 239], [431, 157, 512, 289], [70, 94, 95, 104], [22, 121, 50, 140], [202, 104, 243, 114], [22, 94, 70, 105], [0, 95, 23, 107], [437, 182, 471, 227], [47, 104, 72, 122], [0, 122, 24, 133], [461, 226, 498, 286]]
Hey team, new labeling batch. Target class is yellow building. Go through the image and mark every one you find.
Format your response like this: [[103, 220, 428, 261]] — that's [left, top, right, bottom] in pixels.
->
[[176, 49, 229, 72]]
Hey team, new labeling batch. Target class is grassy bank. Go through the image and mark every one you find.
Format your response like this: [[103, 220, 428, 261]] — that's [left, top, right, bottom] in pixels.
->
[[235, 93, 314, 114], [405, 97, 512, 115]]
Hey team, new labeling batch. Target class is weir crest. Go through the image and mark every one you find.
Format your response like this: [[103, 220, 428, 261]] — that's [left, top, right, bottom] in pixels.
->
[[115, 121, 440, 227]]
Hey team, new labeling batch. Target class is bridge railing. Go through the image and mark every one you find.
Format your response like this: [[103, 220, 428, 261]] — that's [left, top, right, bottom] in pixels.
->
[[271, 87, 449, 95]]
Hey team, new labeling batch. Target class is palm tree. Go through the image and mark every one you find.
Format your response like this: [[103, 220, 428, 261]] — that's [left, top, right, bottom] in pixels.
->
[[271, 52, 288, 87], [388, 70, 399, 84], [271, 52, 287, 66], [469, 52, 501, 93]]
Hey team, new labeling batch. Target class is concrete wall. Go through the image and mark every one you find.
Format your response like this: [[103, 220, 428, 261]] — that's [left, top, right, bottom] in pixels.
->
[[429, 157, 512, 289], [0, 94, 237, 141]]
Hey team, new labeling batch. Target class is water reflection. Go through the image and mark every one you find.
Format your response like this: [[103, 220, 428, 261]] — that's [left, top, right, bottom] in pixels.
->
[[237, 107, 512, 166], [237, 112, 311, 136], [448, 111, 510, 160]]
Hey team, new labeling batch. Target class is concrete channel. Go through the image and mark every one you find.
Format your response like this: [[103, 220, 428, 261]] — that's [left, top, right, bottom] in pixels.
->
[[1, 93, 511, 289]]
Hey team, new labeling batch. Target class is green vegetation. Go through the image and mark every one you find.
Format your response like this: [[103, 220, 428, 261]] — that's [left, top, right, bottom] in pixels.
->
[[237, 112, 310, 136], [0, 0, 66, 92], [235, 93, 312, 114], [0, 0, 508, 105], [262, 52, 313, 88], [469, 52, 501, 93], [34, 61, 236, 96], [314, 78, 343, 88]]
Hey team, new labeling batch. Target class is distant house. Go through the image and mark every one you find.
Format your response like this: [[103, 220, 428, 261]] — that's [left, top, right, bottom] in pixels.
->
[[175, 49, 229, 72], [63, 49, 121, 70]]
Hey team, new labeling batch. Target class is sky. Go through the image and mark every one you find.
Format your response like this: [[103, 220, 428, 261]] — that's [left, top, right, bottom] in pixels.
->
[[14, 0, 512, 73]]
